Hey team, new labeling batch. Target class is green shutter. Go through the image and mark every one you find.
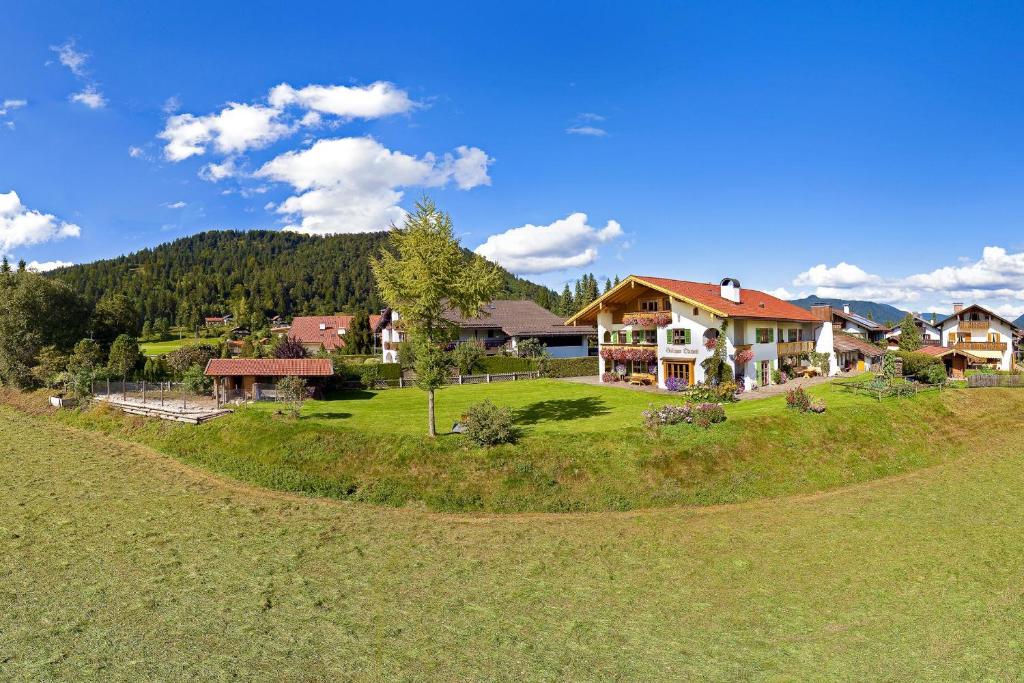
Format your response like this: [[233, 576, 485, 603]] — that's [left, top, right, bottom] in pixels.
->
[[685, 329, 691, 345], [769, 328, 775, 343]]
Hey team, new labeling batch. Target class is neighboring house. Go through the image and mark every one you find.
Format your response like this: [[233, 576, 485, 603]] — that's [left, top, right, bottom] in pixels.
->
[[810, 304, 890, 343], [884, 313, 942, 347], [938, 303, 1018, 371], [833, 332, 884, 372], [378, 300, 594, 363], [566, 276, 837, 390], [289, 314, 382, 353], [915, 345, 983, 380], [204, 314, 232, 327], [204, 358, 334, 401]]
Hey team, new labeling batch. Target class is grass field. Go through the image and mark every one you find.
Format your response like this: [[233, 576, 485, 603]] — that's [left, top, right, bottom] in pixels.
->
[[15, 378, 1024, 513], [3, 403, 1024, 680], [139, 337, 203, 356]]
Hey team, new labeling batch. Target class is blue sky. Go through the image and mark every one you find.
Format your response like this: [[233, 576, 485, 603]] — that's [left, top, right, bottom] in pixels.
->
[[3, 2, 1024, 317]]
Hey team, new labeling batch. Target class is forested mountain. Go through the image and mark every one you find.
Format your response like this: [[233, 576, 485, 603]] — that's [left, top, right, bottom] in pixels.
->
[[1016, 314, 1024, 328], [51, 230, 558, 331]]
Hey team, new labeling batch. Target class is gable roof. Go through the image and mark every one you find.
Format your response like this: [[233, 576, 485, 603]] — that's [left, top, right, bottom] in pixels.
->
[[204, 358, 334, 377], [565, 275, 819, 325], [832, 332, 884, 358], [916, 345, 985, 363], [289, 314, 382, 350], [443, 300, 594, 336], [831, 308, 890, 332], [938, 304, 1019, 331]]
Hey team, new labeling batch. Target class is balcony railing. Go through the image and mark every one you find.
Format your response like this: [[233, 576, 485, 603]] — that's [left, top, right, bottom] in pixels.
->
[[954, 341, 1006, 352], [777, 340, 815, 356], [957, 320, 990, 331]]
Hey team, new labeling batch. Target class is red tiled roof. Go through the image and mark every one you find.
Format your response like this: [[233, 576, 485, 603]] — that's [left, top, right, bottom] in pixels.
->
[[832, 332, 884, 357], [288, 314, 382, 350], [916, 345, 984, 362], [204, 358, 334, 377], [635, 276, 819, 322]]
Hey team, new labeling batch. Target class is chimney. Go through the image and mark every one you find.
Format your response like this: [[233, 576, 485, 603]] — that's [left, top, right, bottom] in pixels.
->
[[843, 304, 850, 314], [953, 303, 964, 314], [318, 323, 327, 331], [719, 277, 741, 303], [810, 304, 832, 321]]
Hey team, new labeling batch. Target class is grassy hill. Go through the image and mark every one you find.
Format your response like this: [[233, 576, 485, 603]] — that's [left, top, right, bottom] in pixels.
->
[[49, 229, 558, 328], [4, 386, 1024, 678]]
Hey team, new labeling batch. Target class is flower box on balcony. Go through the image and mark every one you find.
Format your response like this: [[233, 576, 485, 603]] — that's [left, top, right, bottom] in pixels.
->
[[621, 311, 672, 327], [599, 345, 657, 362]]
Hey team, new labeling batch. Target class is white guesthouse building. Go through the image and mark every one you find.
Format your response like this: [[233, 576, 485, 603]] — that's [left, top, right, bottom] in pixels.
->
[[938, 303, 1018, 371], [566, 276, 837, 390]]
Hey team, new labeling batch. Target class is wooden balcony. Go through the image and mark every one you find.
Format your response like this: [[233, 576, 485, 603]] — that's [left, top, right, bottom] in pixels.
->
[[734, 343, 753, 352], [777, 340, 815, 356], [957, 320, 991, 331], [954, 341, 1006, 352]]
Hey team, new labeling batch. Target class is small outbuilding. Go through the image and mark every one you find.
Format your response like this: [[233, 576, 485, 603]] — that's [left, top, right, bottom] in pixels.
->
[[915, 345, 983, 379], [204, 358, 335, 402], [832, 332, 884, 372]]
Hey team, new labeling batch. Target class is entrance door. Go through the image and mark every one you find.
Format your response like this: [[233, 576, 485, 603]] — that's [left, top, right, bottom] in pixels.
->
[[664, 360, 694, 386], [857, 359, 865, 372], [759, 360, 771, 386]]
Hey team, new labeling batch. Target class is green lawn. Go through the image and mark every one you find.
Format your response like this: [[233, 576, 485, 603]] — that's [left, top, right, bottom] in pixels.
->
[[16, 378, 1023, 513], [3, 403, 1024, 679], [139, 337, 204, 356]]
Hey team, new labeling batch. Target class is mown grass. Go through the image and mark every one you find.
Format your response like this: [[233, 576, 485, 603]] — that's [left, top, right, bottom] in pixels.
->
[[9, 379, 1022, 513], [3, 404, 1024, 680], [139, 337, 204, 356]]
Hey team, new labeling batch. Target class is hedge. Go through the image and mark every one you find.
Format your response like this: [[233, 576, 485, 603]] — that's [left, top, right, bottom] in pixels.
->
[[891, 350, 942, 377], [475, 356, 538, 374], [545, 356, 598, 378]]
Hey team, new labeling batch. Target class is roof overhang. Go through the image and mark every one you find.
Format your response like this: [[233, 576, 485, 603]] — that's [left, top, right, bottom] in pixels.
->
[[564, 275, 726, 326]]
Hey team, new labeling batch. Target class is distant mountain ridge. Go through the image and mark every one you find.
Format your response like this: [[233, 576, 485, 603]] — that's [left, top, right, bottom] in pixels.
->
[[788, 295, 947, 327], [1016, 314, 1024, 328]]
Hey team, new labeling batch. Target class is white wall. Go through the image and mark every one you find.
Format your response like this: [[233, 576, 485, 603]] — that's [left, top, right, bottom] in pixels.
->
[[941, 315, 1014, 370]]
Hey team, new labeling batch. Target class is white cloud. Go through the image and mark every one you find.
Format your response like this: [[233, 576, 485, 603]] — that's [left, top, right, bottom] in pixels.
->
[[162, 96, 181, 114], [255, 137, 492, 234], [160, 103, 290, 161], [767, 287, 794, 300], [26, 259, 73, 272], [787, 246, 1024, 318], [474, 212, 623, 274], [159, 80, 417, 162], [166, 201, 187, 209], [0, 99, 27, 116], [50, 40, 88, 77], [0, 190, 81, 254], [794, 262, 880, 288], [128, 145, 145, 158], [268, 81, 416, 119], [577, 112, 605, 122], [198, 157, 240, 182], [70, 85, 106, 109], [566, 125, 607, 137]]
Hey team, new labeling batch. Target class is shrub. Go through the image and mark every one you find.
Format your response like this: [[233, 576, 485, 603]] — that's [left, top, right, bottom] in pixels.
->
[[693, 402, 726, 429], [601, 371, 619, 383], [687, 381, 738, 403], [181, 363, 212, 395], [919, 363, 948, 385], [461, 400, 518, 446], [545, 356, 598, 378], [273, 338, 309, 359], [277, 375, 308, 417], [642, 403, 693, 429], [451, 341, 485, 375], [894, 350, 942, 377], [516, 337, 546, 359], [477, 356, 537, 374], [360, 364, 381, 389], [664, 376, 685, 392], [771, 369, 783, 385], [786, 386, 812, 412]]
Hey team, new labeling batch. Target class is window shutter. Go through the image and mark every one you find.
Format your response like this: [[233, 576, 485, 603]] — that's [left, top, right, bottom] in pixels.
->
[[769, 328, 775, 343], [685, 329, 691, 345]]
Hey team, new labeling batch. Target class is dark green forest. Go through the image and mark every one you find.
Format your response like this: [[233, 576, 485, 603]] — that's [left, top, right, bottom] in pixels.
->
[[50, 230, 558, 330]]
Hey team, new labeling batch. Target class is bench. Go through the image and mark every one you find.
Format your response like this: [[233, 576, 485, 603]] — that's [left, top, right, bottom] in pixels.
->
[[628, 373, 656, 386]]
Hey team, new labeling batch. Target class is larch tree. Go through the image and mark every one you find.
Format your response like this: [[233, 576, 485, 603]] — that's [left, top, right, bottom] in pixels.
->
[[371, 198, 502, 437]]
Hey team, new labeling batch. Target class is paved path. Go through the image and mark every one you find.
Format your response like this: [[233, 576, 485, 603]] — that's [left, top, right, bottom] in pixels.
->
[[558, 372, 853, 401]]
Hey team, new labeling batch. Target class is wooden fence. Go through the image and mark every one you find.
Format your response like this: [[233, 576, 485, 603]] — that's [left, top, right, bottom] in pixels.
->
[[967, 374, 1024, 388], [370, 371, 541, 389]]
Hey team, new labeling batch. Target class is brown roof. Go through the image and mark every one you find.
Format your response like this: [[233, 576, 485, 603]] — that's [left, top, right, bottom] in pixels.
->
[[288, 314, 383, 350], [444, 300, 595, 336], [832, 332, 884, 357], [204, 358, 334, 377], [566, 275, 820, 325], [916, 345, 984, 362]]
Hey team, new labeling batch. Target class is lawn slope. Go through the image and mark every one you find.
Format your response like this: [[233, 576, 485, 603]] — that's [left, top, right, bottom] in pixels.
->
[[5, 380, 1022, 512], [2, 406, 1024, 680]]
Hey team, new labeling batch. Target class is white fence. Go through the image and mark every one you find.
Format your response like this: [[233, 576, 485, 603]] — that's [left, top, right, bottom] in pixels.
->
[[370, 371, 541, 389]]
